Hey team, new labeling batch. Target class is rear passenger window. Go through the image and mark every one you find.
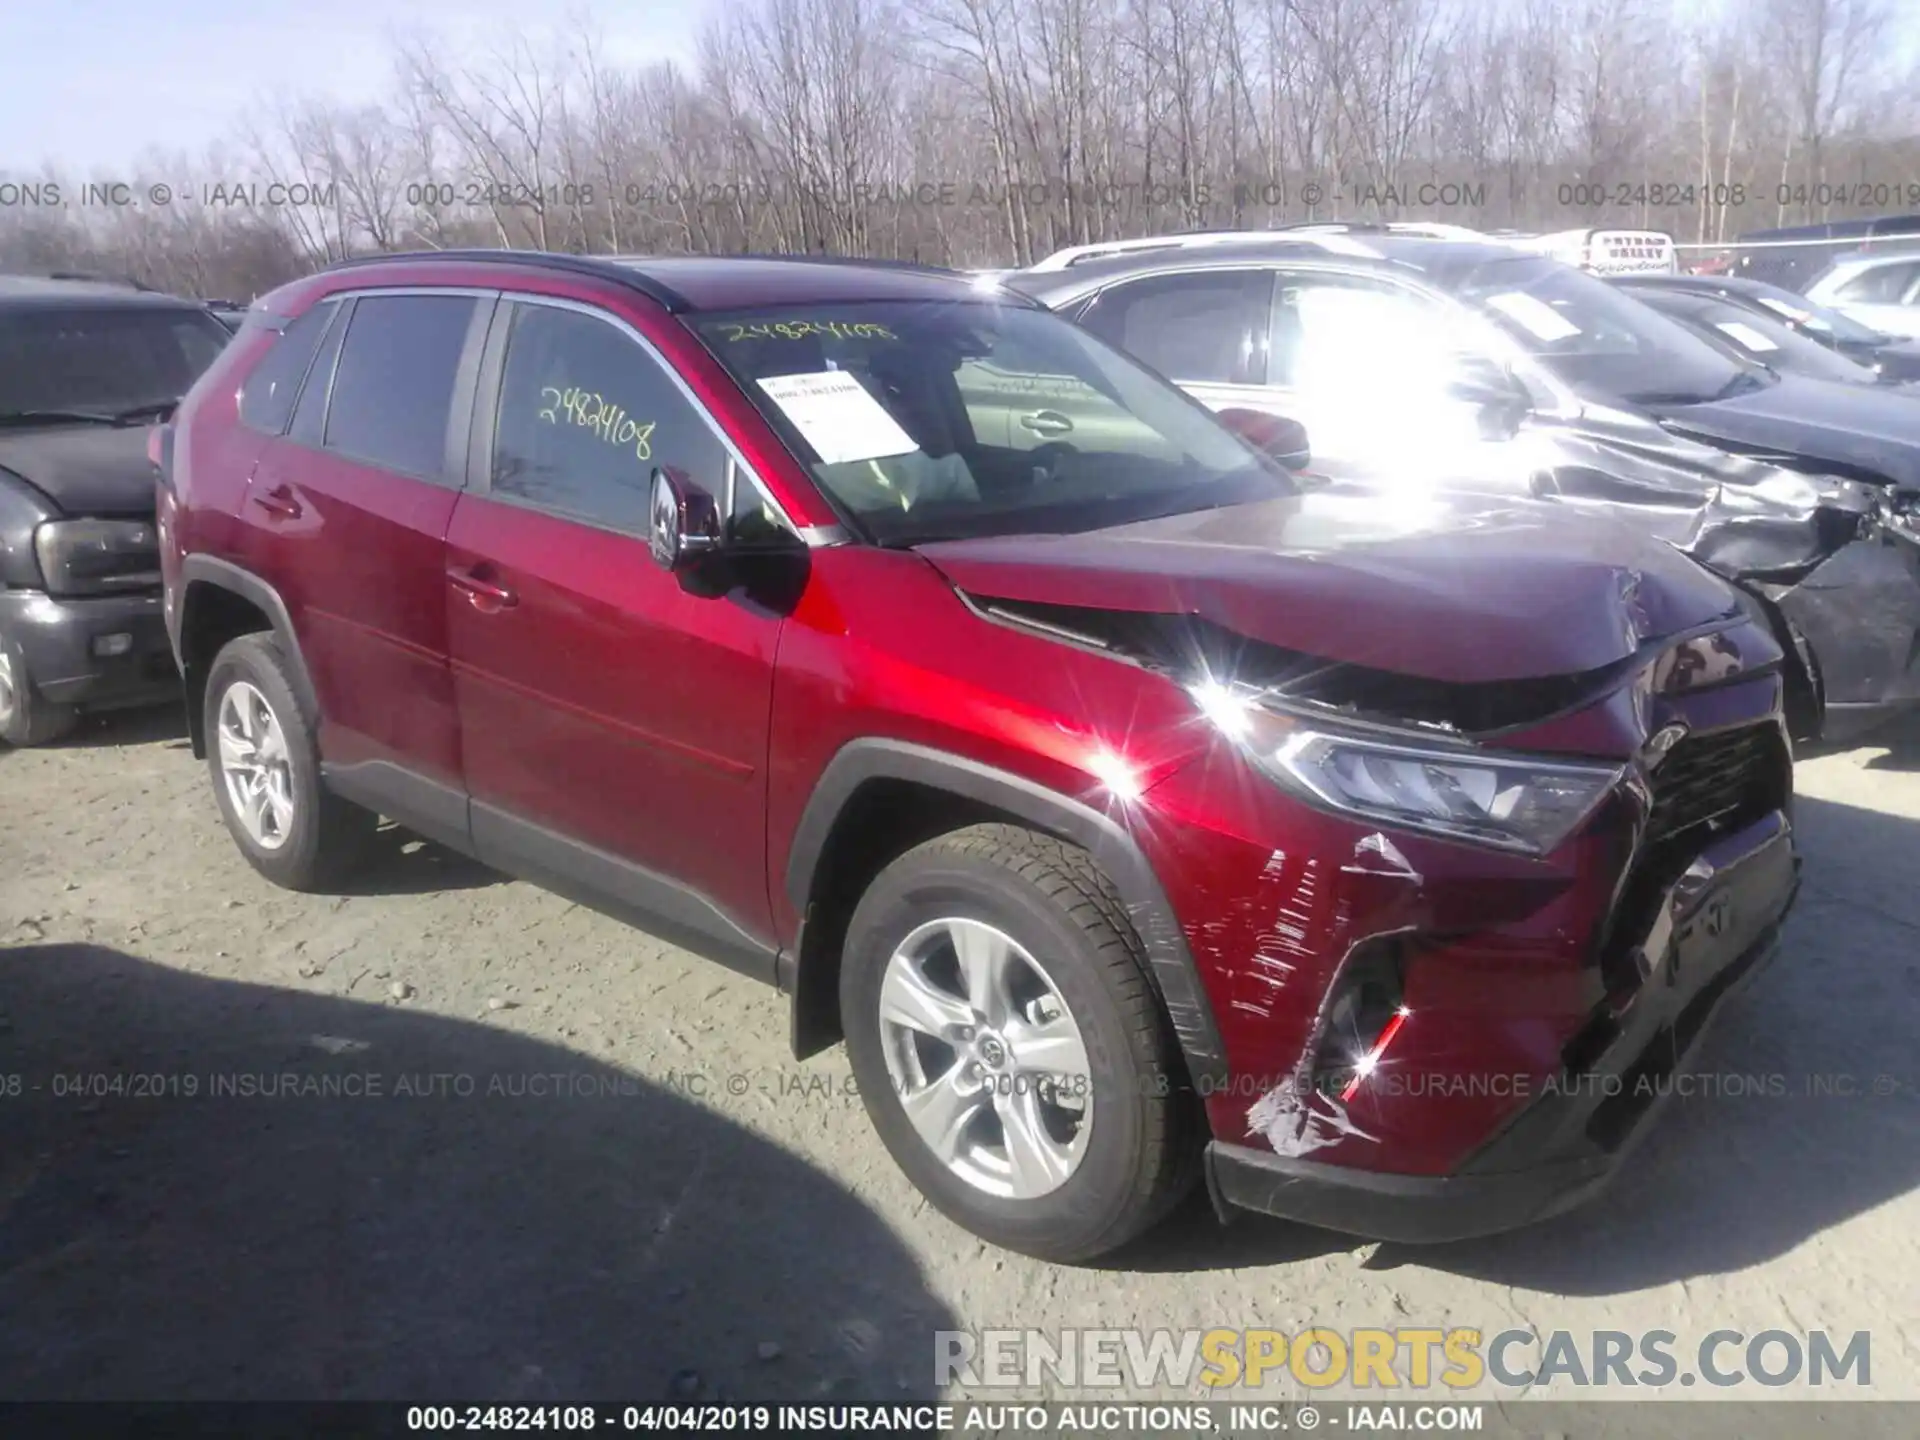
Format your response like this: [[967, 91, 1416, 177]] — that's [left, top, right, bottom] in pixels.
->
[[238, 301, 334, 434], [1082, 272, 1271, 385], [489, 302, 728, 533], [324, 294, 477, 478]]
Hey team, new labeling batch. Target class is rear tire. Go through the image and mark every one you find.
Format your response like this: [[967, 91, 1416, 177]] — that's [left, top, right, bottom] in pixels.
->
[[840, 823, 1199, 1263], [0, 631, 79, 748], [204, 633, 377, 891]]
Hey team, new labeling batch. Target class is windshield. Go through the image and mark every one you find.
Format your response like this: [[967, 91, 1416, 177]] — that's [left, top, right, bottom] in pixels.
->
[[1742, 282, 1888, 345], [1677, 297, 1877, 382], [692, 300, 1286, 545], [0, 306, 232, 420], [1453, 256, 1752, 407]]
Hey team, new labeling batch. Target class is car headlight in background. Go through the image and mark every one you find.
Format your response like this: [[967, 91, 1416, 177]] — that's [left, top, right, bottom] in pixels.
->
[[33, 518, 160, 597], [1191, 679, 1624, 854]]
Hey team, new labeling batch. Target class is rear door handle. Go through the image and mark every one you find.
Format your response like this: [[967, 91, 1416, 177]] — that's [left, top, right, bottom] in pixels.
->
[[251, 484, 302, 519], [447, 566, 518, 609], [1019, 409, 1074, 437]]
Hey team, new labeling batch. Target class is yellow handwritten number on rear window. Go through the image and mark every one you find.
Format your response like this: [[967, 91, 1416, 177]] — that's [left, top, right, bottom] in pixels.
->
[[537, 386, 656, 461]]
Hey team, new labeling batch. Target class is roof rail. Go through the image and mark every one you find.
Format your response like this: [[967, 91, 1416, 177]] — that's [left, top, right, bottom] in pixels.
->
[[1024, 229, 1384, 271], [644, 251, 970, 277], [1270, 220, 1495, 242], [323, 248, 692, 311], [46, 270, 154, 290]]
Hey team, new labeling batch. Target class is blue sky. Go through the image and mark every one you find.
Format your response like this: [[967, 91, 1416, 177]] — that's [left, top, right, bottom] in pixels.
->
[[0, 1, 710, 174]]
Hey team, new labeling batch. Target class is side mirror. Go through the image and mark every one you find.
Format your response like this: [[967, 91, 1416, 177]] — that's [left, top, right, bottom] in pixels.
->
[[648, 467, 724, 573], [1443, 355, 1520, 407], [1449, 355, 1530, 438], [1217, 408, 1311, 471]]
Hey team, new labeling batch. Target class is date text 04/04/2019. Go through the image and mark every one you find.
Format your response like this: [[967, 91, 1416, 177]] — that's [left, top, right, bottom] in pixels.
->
[[405, 1403, 1364, 1432], [405, 1405, 948, 1431]]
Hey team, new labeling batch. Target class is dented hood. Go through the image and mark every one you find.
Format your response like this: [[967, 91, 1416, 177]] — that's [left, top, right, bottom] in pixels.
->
[[1647, 373, 1920, 488], [916, 491, 1740, 684]]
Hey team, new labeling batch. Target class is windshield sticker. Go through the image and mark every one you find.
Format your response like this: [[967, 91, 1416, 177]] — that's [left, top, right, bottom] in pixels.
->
[[538, 386, 656, 460], [1483, 291, 1582, 342], [1713, 320, 1779, 352], [719, 320, 898, 343], [757, 371, 917, 465], [1757, 297, 1820, 328]]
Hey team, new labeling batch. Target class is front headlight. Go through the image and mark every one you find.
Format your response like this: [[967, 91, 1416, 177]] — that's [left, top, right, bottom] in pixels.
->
[[1192, 681, 1624, 855], [33, 518, 160, 597]]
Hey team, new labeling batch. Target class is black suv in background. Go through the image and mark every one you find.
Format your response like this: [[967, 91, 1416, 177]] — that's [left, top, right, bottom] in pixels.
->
[[0, 276, 233, 745]]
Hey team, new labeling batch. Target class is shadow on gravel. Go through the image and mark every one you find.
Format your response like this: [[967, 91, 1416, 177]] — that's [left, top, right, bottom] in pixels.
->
[[1367, 792, 1920, 1294], [0, 943, 953, 1401], [1096, 1187, 1354, 1274], [55, 702, 190, 749], [1859, 709, 1920, 773], [339, 825, 507, 897]]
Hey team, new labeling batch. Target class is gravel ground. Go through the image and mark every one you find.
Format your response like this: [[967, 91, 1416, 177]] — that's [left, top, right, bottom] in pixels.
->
[[2, 704, 1916, 1407]]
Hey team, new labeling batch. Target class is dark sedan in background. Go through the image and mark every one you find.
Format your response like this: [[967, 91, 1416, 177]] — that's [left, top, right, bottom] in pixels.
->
[[1615, 272, 1920, 386], [1009, 231, 1920, 743], [1613, 281, 1911, 392], [0, 276, 232, 745]]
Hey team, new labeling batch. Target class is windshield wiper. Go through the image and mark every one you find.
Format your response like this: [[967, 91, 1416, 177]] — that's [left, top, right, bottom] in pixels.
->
[[0, 408, 123, 427], [110, 401, 177, 423], [0, 401, 177, 428]]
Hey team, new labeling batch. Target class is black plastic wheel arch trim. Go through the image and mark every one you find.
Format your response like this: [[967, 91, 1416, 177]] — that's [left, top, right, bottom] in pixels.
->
[[173, 555, 320, 755], [782, 737, 1228, 1085]]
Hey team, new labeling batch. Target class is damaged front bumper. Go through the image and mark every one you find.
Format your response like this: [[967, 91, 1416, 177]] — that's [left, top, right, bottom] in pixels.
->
[[1203, 810, 1798, 1243], [1524, 421, 1920, 743], [1765, 516, 1920, 739]]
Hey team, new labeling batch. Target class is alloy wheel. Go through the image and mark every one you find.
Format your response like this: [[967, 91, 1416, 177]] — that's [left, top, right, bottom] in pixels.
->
[[0, 648, 15, 730], [877, 917, 1093, 1199], [217, 680, 296, 850]]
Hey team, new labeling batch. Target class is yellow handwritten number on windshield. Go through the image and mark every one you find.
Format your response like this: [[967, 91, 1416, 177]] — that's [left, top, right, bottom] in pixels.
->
[[718, 320, 897, 343]]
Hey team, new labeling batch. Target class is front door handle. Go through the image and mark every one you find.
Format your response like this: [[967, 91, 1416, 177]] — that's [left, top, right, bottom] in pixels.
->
[[1019, 409, 1074, 437], [447, 566, 518, 610], [251, 484, 302, 519]]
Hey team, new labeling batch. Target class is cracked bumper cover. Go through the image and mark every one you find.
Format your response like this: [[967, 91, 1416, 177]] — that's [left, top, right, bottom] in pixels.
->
[[1204, 810, 1799, 1244]]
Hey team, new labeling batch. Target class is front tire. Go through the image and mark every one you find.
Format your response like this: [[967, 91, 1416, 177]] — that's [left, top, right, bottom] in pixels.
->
[[840, 823, 1198, 1263], [0, 630, 80, 747], [204, 633, 376, 891]]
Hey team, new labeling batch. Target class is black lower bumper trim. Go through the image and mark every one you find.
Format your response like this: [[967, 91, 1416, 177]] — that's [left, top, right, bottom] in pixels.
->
[[1207, 1138, 1613, 1244]]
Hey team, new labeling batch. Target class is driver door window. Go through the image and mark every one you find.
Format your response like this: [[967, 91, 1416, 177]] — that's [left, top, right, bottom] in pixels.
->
[[489, 303, 730, 534]]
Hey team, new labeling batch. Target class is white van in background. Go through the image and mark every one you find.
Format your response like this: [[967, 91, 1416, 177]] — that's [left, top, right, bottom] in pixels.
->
[[1510, 228, 1678, 275]]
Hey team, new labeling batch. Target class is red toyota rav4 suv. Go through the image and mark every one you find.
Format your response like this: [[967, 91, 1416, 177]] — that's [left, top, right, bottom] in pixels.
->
[[156, 250, 1799, 1262]]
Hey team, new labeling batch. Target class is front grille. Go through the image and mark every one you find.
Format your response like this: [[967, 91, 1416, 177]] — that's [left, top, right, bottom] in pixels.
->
[[1644, 724, 1785, 846], [1591, 721, 1788, 1002]]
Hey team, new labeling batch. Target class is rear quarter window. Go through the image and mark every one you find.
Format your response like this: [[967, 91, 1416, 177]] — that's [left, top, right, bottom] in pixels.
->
[[237, 301, 335, 434]]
